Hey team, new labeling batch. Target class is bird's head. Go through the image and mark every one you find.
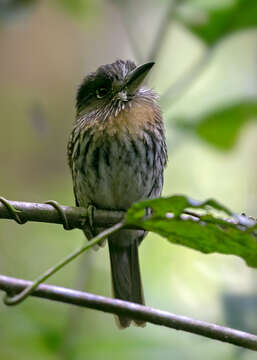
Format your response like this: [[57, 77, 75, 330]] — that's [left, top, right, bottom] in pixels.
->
[[76, 59, 155, 120]]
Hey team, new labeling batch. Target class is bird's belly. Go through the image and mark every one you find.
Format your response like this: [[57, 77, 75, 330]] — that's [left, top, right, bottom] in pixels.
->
[[75, 132, 163, 210], [95, 162, 152, 209]]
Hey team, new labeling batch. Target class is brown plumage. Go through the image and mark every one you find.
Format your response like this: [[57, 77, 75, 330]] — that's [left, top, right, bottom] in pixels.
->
[[67, 59, 167, 328]]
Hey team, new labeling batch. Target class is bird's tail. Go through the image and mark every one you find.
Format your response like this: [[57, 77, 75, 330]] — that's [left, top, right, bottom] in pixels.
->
[[108, 238, 145, 328]]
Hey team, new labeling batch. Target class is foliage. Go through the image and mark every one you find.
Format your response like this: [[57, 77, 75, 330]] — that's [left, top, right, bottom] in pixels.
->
[[174, 100, 257, 150], [126, 196, 257, 268], [177, 0, 257, 45], [54, 0, 94, 19], [0, 0, 94, 21]]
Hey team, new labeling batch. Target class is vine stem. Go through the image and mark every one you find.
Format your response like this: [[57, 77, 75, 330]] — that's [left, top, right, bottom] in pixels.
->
[[3, 222, 124, 305]]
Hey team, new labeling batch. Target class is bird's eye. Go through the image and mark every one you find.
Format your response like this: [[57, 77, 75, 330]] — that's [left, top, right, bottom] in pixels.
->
[[96, 88, 108, 99]]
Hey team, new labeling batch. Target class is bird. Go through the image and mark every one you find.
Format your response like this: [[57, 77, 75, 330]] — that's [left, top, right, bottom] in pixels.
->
[[67, 59, 167, 328]]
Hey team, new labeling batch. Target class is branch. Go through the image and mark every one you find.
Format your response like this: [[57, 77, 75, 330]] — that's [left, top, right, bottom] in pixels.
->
[[109, 0, 144, 63], [0, 275, 256, 351], [147, 0, 179, 62], [0, 198, 255, 235], [148, 0, 190, 63], [0, 198, 125, 229]]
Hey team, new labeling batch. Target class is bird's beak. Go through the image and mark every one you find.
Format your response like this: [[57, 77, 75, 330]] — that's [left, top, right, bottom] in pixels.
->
[[124, 62, 155, 94]]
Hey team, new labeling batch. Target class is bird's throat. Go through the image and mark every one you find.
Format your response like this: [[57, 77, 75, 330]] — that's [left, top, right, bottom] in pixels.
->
[[97, 99, 159, 136]]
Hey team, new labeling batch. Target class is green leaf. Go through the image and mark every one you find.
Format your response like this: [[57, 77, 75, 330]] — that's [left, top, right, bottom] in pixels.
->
[[197, 101, 257, 150], [55, 0, 93, 19], [178, 0, 257, 45], [126, 196, 257, 268], [175, 100, 257, 150]]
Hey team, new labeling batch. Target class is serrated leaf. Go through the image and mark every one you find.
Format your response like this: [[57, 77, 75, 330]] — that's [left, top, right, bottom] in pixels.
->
[[178, 0, 257, 45], [126, 196, 257, 268]]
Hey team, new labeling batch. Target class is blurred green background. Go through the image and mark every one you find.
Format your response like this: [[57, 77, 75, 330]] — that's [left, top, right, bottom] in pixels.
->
[[0, 0, 256, 359]]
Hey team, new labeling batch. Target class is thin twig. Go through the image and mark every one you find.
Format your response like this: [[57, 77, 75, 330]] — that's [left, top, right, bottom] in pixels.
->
[[160, 46, 214, 110], [3, 222, 124, 305], [109, 0, 144, 63], [147, 0, 180, 62], [0, 275, 256, 351]]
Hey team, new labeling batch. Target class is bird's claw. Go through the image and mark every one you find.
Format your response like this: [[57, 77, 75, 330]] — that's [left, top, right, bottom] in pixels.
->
[[82, 204, 97, 239], [87, 204, 95, 231]]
